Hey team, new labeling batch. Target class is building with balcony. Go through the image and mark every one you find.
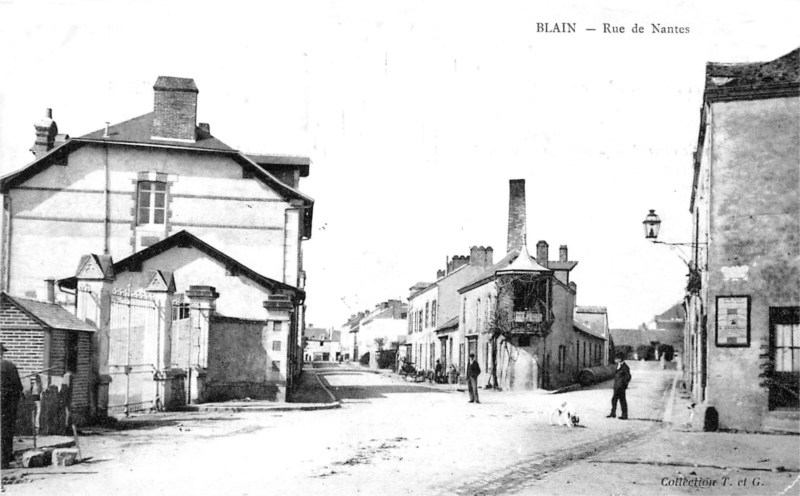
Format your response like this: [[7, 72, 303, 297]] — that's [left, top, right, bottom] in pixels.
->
[[455, 180, 604, 391]]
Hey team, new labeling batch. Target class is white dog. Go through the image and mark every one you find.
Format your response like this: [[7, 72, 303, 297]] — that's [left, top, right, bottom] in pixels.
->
[[550, 401, 580, 427]]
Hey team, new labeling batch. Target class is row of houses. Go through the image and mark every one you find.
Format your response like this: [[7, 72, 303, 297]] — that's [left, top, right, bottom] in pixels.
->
[[341, 300, 408, 368], [302, 327, 343, 363], [0, 77, 313, 424], [338, 180, 612, 391], [610, 302, 685, 361]]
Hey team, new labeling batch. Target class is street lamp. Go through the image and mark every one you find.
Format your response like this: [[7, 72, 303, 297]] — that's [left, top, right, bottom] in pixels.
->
[[642, 209, 699, 247], [643, 209, 661, 240], [642, 209, 706, 295]]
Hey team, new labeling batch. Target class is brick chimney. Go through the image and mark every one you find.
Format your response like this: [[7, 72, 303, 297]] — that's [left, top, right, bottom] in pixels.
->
[[470, 246, 484, 266], [45, 278, 55, 303], [559, 245, 568, 262], [485, 246, 494, 267], [507, 179, 526, 253], [536, 240, 549, 265], [152, 76, 198, 142], [31, 109, 58, 158], [448, 255, 470, 274]]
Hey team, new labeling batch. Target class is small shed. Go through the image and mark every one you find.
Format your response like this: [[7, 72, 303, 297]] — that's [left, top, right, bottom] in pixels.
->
[[0, 292, 95, 430]]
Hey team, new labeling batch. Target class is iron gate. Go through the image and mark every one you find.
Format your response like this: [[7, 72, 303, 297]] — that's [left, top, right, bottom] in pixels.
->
[[107, 288, 159, 415]]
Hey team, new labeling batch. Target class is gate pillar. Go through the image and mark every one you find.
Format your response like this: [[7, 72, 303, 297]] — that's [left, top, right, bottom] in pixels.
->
[[263, 293, 295, 401], [186, 285, 218, 404], [74, 254, 115, 419], [145, 270, 177, 410]]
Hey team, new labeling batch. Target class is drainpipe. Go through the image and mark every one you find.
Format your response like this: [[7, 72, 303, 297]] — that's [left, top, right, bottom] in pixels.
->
[[103, 144, 110, 255], [1, 195, 11, 291]]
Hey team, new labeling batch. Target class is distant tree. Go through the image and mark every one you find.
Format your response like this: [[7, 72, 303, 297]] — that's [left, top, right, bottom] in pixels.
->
[[658, 344, 675, 362], [636, 344, 655, 361], [615, 345, 633, 361]]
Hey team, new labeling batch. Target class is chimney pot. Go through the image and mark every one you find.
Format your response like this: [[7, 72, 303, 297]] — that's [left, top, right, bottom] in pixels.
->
[[31, 109, 58, 158], [559, 245, 568, 262], [536, 240, 549, 264], [45, 278, 55, 304]]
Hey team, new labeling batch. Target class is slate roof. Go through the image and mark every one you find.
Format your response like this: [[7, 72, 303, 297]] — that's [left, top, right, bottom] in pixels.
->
[[154, 76, 198, 92], [655, 302, 685, 322], [573, 320, 605, 340], [246, 154, 310, 177], [57, 230, 303, 298], [81, 112, 234, 151], [409, 282, 436, 300], [458, 245, 578, 294], [496, 243, 549, 275], [436, 316, 459, 332], [2, 293, 96, 333], [609, 328, 648, 348], [576, 306, 607, 314], [304, 327, 329, 340], [704, 48, 800, 103], [574, 307, 608, 340]]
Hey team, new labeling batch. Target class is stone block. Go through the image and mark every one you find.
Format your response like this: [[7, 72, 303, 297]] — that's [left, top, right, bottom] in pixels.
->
[[21, 449, 51, 468], [52, 448, 80, 467]]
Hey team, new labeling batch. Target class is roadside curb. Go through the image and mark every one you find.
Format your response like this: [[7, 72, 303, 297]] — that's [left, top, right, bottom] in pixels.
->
[[13, 439, 76, 457], [661, 370, 680, 425], [179, 370, 342, 413]]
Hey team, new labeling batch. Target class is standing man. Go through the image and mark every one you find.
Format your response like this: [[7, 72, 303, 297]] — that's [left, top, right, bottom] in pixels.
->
[[607, 351, 631, 420], [1, 343, 24, 469], [467, 353, 481, 404]]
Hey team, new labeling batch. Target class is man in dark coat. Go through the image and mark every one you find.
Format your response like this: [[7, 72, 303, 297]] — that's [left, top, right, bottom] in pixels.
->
[[1, 343, 24, 468], [467, 354, 481, 404], [607, 352, 631, 420]]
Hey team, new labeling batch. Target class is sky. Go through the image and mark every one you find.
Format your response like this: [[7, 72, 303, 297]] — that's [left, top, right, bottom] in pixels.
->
[[1, 0, 798, 330]]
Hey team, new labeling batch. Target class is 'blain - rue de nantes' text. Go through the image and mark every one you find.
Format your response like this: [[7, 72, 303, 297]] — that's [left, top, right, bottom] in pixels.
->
[[537, 22, 690, 34]]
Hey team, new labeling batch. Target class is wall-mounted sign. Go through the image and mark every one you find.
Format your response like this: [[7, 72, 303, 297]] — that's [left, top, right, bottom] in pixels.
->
[[716, 295, 750, 347], [721, 265, 749, 281]]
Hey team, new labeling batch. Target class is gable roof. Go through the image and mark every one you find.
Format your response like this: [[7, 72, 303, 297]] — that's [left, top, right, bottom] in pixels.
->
[[573, 319, 606, 340], [575, 306, 608, 337], [1, 293, 96, 333], [0, 120, 315, 238], [655, 302, 686, 322], [57, 230, 303, 298], [361, 304, 407, 325]]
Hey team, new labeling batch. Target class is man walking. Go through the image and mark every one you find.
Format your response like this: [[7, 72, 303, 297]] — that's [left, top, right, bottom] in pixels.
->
[[467, 354, 481, 404], [1, 343, 23, 469], [607, 352, 631, 420]]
